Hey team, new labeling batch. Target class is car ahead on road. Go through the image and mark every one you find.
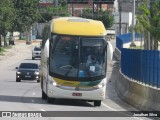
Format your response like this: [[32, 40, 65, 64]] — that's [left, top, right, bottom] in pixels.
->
[[32, 46, 41, 60], [16, 63, 40, 83]]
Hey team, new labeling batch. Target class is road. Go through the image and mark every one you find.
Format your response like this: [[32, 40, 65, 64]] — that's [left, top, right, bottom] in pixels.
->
[[0, 41, 150, 120]]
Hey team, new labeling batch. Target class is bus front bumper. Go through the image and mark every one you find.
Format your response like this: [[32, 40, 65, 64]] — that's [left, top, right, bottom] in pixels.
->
[[47, 84, 106, 101]]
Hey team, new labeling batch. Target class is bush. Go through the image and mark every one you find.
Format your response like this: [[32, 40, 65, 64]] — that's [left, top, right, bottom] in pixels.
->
[[0, 47, 5, 55]]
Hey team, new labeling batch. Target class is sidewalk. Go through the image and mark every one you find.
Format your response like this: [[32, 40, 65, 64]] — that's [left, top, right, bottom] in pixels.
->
[[0, 40, 40, 61], [0, 40, 41, 72]]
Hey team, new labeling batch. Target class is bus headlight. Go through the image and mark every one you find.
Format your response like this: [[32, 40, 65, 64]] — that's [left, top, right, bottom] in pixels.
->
[[94, 83, 105, 89], [49, 79, 57, 86], [49, 81, 57, 86]]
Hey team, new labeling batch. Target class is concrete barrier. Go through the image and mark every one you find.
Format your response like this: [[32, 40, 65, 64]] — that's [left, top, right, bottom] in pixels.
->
[[114, 48, 160, 111], [113, 47, 121, 61], [116, 70, 160, 111]]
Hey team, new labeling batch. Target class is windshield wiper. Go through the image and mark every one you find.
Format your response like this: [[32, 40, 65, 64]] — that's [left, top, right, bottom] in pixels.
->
[[65, 66, 73, 76]]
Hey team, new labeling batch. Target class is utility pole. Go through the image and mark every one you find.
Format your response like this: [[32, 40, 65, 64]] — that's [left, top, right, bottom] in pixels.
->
[[92, 1, 94, 19], [54, 0, 58, 7], [130, 0, 136, 47], [119, 1, 122, 34], [71, 0, 74, 16], [147, 0, 150, 50]]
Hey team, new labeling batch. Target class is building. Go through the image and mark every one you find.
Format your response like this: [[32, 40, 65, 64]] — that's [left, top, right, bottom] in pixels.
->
[[113, 0, 140, 35], [68, 0, 115, 16]]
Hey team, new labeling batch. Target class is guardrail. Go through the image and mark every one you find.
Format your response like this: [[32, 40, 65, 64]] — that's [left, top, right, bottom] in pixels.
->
[[121, 48, 160, 88], [116, 33, 160, 88], [116, 33, 141, 51]]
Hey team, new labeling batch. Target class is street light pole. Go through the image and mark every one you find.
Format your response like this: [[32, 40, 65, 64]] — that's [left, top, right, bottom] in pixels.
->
[[71, 0, 74, 16], [130, 0, 136, 47], [119, 1, 122, 34]]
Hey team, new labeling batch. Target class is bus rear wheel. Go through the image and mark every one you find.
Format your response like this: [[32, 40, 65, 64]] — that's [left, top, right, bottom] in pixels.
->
[[94, 100, 101, 107]]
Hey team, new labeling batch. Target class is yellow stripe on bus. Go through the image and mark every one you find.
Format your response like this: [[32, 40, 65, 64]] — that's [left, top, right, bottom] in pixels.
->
[[53, 77, 80, 86]]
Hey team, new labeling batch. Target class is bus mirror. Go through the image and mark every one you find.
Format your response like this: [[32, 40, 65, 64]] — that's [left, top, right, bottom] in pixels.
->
[[107, 41, 113, 61]]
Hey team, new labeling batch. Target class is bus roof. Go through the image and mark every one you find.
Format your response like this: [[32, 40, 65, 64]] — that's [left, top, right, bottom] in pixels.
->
[[51, 17, 106, 36]]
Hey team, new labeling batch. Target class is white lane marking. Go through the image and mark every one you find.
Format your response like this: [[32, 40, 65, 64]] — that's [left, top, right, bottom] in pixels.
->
[[102, 102, 144, 120], [40, 109, 46, 111], [32, 92, 36, 95], [133, 117, 144, 120], [102, 102, 116, 111]]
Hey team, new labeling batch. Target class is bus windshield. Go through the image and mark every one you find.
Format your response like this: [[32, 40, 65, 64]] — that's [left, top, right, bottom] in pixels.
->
[[49, 35, 107, 80]]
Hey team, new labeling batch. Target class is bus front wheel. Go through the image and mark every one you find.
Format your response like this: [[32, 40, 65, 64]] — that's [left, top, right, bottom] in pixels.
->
[[94, 100, 101, 107], [47, 96, 55, 103], [42, 90, 47, 100]]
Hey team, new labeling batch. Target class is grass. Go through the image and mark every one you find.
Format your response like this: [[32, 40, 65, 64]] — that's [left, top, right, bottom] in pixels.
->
[[0, 46, 12, 55], [130, 46, 144, 49], [0, 47, 5, 55]]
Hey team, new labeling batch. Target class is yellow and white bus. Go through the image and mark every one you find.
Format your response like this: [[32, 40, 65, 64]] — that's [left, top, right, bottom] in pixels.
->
[[40, 17, 109, 106]]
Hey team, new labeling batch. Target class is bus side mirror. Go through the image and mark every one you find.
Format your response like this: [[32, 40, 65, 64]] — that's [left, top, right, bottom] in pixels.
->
[[107, 41, 113, 61]]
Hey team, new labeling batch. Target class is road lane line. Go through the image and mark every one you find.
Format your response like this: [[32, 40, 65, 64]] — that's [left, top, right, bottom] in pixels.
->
[[102, 102, 144, 120], [32, 92, 36, 95], [40, 109, 46, 111], [102, 102, 116, 111]]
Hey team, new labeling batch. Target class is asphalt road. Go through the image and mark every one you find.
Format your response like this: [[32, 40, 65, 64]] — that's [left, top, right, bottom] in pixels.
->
[[0, 41, 150, 120]]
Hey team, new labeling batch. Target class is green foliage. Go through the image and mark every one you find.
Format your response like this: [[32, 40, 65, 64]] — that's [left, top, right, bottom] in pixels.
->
[[96, 10, 114, 29], [136, 0, 160, 50], [0, 0, 15, 32], [81, 9, 93, 19], [12, 0, 40, 32], [149, 1, 160, 40], [81, 8, 114, 29], [0, 0, 15, 47], [38, 5, 70, 23], [0, 47, 5, 55]]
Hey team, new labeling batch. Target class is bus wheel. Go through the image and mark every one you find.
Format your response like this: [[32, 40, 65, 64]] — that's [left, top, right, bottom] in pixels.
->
[[94, 100, 101, 107], [42, 90, 47, 100], [47, 97, 55, 103]]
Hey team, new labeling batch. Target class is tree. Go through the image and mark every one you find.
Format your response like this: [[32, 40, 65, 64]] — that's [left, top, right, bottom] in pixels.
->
[[38, 2, 69, 23], [136, 0, 160, 50], [149, 0, 160, 50], [12, 0, 40, 42], [0, 0, 15, 47], [81, 8, 93, 19], [96, 10, 114, 29], [81, 9, 114, 29]]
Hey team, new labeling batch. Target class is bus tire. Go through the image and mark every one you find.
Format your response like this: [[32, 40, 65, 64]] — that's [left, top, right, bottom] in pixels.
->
[[47, 96, 55, 103], [94, 100, 101, 107], [42, 90, 47, 100]]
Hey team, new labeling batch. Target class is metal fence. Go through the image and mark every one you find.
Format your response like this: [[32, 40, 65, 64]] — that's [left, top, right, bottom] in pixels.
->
[[121, 48, 160, 88], [116, 33, 141, 51]]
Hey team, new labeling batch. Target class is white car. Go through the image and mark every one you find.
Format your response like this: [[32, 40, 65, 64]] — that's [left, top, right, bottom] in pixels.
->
[[32, 47, 41, 60]]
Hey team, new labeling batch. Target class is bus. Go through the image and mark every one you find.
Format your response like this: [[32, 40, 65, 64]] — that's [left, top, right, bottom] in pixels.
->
[[40, 17, 111, 106]]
